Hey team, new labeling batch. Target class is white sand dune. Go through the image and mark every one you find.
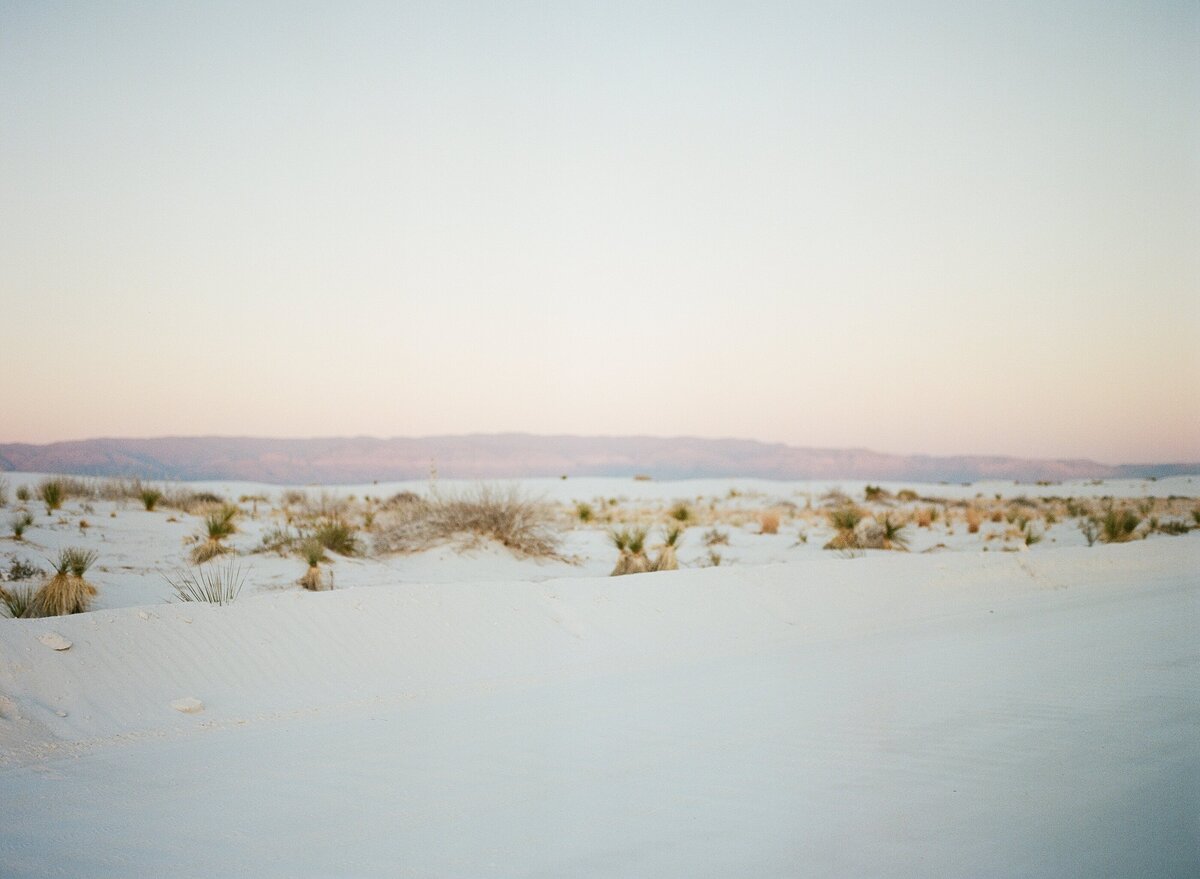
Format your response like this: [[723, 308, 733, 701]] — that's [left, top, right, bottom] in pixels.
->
[[1, 536, 1196, 877]]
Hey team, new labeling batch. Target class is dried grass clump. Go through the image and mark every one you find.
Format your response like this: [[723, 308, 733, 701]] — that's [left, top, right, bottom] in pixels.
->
[[28, 548, 98, 617], [610, 527, 650, 575], [0, 477, 8, 507], [165, 560, 245, 605], [914, 507, 934, 528], [759, 510, 780, 535], [375, 485, 561, 558], [966, 507, 982, 534], [703, 527, 729, 546]]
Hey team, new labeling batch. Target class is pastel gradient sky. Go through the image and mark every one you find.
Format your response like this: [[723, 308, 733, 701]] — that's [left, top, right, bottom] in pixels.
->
[[2, 1, 1197, 463]]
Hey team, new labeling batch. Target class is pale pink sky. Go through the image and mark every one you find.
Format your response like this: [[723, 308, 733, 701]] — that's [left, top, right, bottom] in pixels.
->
[[2, 2, 1197, 463]]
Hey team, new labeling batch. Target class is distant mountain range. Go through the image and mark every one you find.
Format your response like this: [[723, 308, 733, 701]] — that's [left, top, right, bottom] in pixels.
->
[[0, 435, 1195, 484]]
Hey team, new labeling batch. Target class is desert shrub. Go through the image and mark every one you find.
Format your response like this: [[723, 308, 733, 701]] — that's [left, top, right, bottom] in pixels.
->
[[705, 549, 722, 567], [375, 485, 560, 558], [574, 502, 594, 523], [165, 561, 245, 605], [897, 489, 918, 502], [965, 507, 982, 534], [914, 507, 934, 528], [610, 526, 650, 575], [1024, 525, 1043, 546], [880, 515, 909, 550], [669, 502, 691, 523], [651, 525, 683, 572], [191, 506, 238, 563], [27, 548, 98, 616], [297, 538, 329, 590], [824, 505, 865, 550], [0, 585, 36, 618], [15, 485, 30, 502], [0, 477, 8, 507], [314, 517, 359, 556], [11, 511, 33, 539], [39, 478, 65, 514], [703, 527, 729, 546], [1193, 507, 1200, 526], [1099, 508, 1141, 544], [140, 488, 163, 511], [759, 510, 780, 534], [864, 485, 888, 501], [259, 525, 299, 555], [1155, 520, 1190, 536], [5, 557, 44, 581], [827, 506, 863, 533]]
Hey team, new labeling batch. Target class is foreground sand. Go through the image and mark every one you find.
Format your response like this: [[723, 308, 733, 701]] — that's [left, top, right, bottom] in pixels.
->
[[1, 535, 1196, 877]]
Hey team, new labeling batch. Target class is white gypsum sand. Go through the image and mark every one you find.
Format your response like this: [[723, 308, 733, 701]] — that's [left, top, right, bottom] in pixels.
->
[[0, 474, 1196, 877]]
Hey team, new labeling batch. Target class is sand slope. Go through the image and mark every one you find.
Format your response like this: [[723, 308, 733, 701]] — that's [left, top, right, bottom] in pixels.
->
[[1, 540, 1197, 877]]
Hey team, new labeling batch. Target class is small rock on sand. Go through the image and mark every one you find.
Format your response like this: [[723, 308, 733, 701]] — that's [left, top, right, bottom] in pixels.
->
[[37, 633, 72, 651], [171, 697, 204, 714]]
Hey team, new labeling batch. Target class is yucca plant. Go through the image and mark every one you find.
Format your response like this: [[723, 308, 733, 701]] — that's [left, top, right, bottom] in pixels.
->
[[298, 537, 328, 591], [192, 506, 238, 563], [164, 560, 245, 605], [0, 585, 36, 618], [575, 502, 594, 523], [11, 511, 34, 539], [610, 526, 650, 576], [39, 478, 64, 514], [669, 502, 691, 523], [1024, 524, 1043, 546], [1099, 508, 1141, 544], [140, 488, 163, 511], [880, 515, 909, 550], [651, 525, 684, 571], [824, 505, 863, 550], [28, 547, 98, 617]]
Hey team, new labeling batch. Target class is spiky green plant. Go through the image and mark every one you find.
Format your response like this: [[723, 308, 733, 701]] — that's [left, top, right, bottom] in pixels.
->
[[0, 585, 36, 618], [60, 547, 98, 577], [1024, 525, 1043, 546], [164, 561, 245, 605], [16, 485, 30, 502], [575, 502, 594, 523], [11, 511, 34, 539], [39, 478, 64, 514], [140, 488, 163, 511], [205, 506, 238, 539], [1099, 508, 1141, 544], [670, 502, 691, 523]]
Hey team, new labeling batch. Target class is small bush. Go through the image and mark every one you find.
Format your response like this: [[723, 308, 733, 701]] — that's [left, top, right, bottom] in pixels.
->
[[165, 561, 245, 605], [759, 511, 780, 534], [880, 515, 909, 550], [827, 506, 863, 533], [965, 507, 981, 534], [574, 502, 594, 523], [299, 537, 328, 567], [864, 485, 887, 501], [669, 502, 691, 523], [6, 557, 44, 581], [11, 511, 34, 539], [610, 526, 650, 575], [140, 489, 163, 511], [651, 525, 683, 572], [15, 485, 30, 502], [1155, 520, 1190, 536], [205, 506, 238, 539], [1099, 508, 1141, 544], [39, 478, 65, 514], [897, 489, 918, 502], [314, 517, 360, 556], [703, 527, 729, 547], [0, 477, 8, 507]]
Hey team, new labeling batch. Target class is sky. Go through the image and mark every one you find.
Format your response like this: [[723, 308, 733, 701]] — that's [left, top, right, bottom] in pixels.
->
[[1, 1, 1197, 463]]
